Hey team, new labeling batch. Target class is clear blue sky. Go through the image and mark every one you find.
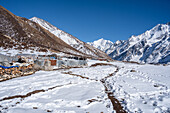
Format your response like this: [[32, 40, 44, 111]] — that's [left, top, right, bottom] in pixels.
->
[[1, 0, 170, 42]]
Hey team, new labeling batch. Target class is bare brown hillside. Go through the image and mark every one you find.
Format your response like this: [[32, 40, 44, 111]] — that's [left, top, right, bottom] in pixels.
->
[[0, 5, 111, 59]]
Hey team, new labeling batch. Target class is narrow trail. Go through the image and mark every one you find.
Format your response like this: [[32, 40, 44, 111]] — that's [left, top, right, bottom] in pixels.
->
[[0, 83, 73, 112], [62, 71, 98, 82], [100, 65, 126, 113], [0, 83, 72, 102], [0, 64, 126, 113], [64, 64, 126, 113]]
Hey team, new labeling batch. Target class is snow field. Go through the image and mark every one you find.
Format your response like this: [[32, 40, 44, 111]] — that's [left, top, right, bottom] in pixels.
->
[[107, 61, 170, 113], [0, 63, 114, 113], [0, 47, 66, 56], [0, 60, 170, 113]]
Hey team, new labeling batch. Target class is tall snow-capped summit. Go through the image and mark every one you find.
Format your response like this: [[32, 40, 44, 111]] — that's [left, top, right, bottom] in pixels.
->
[[30, 17, 111, 59], [87, 38, 113, 53], [89, 23, 170, 64]]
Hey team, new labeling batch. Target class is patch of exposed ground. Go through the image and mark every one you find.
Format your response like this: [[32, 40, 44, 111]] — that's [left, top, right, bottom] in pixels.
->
[[0, 83, 72, 101], [0, 89, 45, 101], [62, 71, 98, 81], [53, 66, 82, 71], [90, 63, 113, 67], [87, 98, 102, 104], [100, 65, 126, 113], [0, 83, 74, 112]]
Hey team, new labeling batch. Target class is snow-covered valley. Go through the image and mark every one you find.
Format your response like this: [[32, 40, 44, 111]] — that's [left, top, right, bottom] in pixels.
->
[[0, 2, 169, 113], [0, 60, 170, 113]]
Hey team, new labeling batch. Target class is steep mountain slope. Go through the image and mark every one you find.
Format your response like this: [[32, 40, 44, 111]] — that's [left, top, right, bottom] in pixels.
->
[[0, 5, 84, 56], [89, 23, 170, 64], [0, 5, 110, 59], [30, 17, 111, 59]]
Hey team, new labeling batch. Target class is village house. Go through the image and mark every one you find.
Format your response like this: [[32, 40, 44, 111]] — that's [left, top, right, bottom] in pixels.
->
[[0, 53, 87, 81]]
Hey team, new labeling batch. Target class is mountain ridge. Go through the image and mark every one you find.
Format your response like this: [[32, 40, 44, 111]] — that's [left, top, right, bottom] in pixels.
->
[[0, 5, 110, 59], [29, 17, 111, 59], [88, 23, 170, 64]]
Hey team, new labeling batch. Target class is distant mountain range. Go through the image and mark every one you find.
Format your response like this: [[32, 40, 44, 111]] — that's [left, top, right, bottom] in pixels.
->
[[88, 23, 170, 64], [0, 5, 110, 59]]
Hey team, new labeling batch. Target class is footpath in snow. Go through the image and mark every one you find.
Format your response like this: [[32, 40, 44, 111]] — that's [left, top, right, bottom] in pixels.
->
[[107, 61, 170, 113], [0, 60, 170, 113], [0, 61, 118, 113]]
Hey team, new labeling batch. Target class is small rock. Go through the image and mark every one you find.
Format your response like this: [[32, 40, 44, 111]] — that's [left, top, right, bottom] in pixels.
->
[[112, 110, 116, 113], [130, 70, 136, 72], [33, 107, 38, 109], [142, 100, 147, 104], [47, 110, 52, 112], [106, 104, 110, 108], [134, 107, 142, 113], [157, 96, 163, 101], [152, 101, 157, 106], [16, 102, 20, 104], [77, 105, 81, 108]]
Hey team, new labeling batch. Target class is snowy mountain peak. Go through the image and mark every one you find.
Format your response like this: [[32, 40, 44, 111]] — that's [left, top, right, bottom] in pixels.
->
[[30, 17, 110, 59], [89, 23, 170, 64], [115, 40, 122, 45], [94, 38, 113, 46], [87, 38, 113, 52], [30, 16, 39, 20], [30, 17, 47, 25], [97, 38, 107, 42], [129, 23, 169, 42], [30, 17, 46, 22], [30, 17, 61, 34]]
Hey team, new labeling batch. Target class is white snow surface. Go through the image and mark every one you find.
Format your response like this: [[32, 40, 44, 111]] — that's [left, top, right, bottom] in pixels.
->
[[107, 61, 170, 113], [0, 47, 67, 57], [0, 61, 114, 113], [0, 60, 170, 113]]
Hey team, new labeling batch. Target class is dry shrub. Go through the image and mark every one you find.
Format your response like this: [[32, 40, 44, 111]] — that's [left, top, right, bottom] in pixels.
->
[[38, 48, 48, 52]]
